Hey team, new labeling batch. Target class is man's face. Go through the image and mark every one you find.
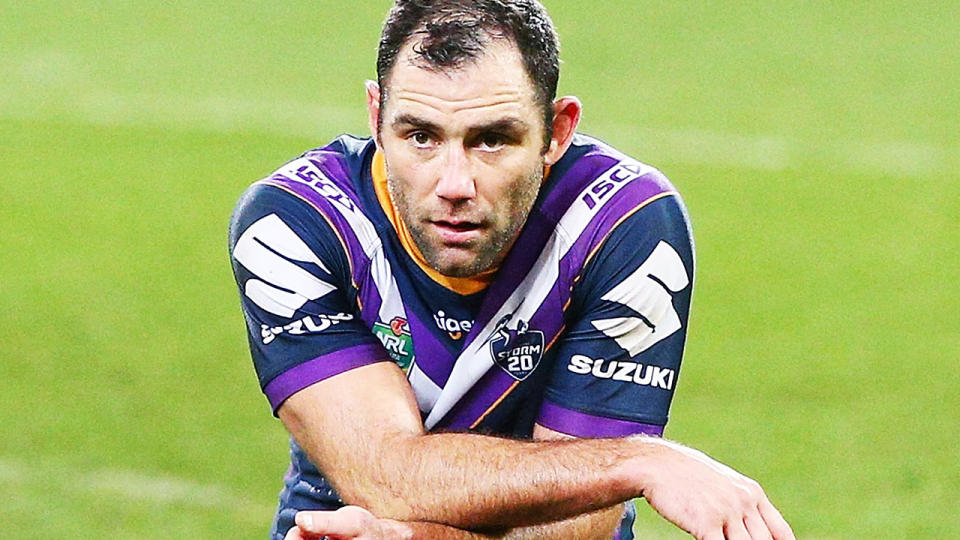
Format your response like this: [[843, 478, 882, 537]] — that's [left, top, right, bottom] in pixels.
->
[[374, 40, 548, 278]]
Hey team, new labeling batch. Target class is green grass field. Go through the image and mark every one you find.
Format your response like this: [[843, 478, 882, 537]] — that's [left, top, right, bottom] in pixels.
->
[[1, 2, 957, 538]]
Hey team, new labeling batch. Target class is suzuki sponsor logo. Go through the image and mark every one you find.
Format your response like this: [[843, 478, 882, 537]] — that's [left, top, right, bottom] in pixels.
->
[[567, 354, 675, 390], [433, 310, 473, 340], [261, 313, 353, 344]]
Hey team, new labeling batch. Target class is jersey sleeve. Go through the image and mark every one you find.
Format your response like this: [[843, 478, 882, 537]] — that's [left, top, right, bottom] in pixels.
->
[[228, 183, 389, 414], [538, 193, 695, 437]]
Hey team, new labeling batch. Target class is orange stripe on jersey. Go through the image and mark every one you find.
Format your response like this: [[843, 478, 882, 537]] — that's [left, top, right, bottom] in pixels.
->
[[470, 381, 521, 429]]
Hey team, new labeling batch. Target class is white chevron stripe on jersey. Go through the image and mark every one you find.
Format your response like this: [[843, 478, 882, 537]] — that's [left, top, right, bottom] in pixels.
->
[[276, 158, 380, 257], [233, 213, 336, 318], [592, 240, 690, 356], [407, 362, 442, 413], [424, 159, 658, 428], [274, 158, 407, 333]]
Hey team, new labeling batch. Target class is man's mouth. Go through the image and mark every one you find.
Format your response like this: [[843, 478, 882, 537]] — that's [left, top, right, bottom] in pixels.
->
[[437, 220, 479, 231], [430, 219, 483, 244]]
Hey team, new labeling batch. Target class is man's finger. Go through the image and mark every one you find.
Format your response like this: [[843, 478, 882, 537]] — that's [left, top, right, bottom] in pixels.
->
[[723, 518, 752, 540], [758, 498, 796, 540], [283, 525, 307, 540], [743, 510, 773, 540], [296, 509, 364, 537], [701, 529, 725, 540]]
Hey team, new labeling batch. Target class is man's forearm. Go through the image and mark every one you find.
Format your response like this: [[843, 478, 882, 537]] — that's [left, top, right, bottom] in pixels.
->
[[281, 366, 652, 529], [335, 430, 652, 528]]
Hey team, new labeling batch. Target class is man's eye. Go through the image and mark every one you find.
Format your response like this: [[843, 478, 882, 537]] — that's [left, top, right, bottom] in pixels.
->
[[410, 132, 432, 147], [477, 133, 506, 150]]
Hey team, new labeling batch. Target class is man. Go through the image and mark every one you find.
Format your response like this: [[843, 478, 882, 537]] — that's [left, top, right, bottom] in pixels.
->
[[229, 1, 794, 539]]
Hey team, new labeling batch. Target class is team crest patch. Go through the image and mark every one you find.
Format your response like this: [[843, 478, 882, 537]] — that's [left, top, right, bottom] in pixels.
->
[[489, 316, 544, 381], [373, 317, 414, 372]]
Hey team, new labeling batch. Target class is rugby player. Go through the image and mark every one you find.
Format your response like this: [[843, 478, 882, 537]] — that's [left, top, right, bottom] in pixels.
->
[[228, 1, 795, 539]]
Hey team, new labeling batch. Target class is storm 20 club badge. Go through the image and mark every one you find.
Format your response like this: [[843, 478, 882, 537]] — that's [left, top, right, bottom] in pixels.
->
[[373, 317, 414, 372], [489, 315, 544, 381]]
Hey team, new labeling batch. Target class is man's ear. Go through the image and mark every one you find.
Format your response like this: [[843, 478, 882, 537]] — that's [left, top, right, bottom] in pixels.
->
[[365, 80, 381, 146], [543, 96, 582, 166]]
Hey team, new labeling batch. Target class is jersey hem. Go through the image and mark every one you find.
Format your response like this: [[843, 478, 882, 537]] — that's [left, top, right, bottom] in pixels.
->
[[264, 343, 391, 414], [537, 400, 664, 438]]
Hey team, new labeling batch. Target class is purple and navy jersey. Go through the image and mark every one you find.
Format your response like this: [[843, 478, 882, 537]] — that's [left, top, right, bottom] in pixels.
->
[[229, 134, 694, 538]]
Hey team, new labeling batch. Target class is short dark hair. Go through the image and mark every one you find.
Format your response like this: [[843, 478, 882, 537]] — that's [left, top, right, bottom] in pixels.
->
[[376, 0, 560, 148]]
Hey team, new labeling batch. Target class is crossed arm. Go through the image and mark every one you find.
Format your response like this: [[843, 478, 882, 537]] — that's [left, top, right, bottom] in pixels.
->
[[277, 361, 794, 540], [287, 423, 626, 540]]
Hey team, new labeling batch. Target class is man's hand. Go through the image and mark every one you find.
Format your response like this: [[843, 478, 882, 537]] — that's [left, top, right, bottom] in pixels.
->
[[637, 438, 795, 540], [284, 506, 412, 540]]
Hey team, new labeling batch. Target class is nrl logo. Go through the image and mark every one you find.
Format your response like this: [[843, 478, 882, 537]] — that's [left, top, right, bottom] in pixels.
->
[[373, 316, 414, 372], [488, 314, 544, 381]]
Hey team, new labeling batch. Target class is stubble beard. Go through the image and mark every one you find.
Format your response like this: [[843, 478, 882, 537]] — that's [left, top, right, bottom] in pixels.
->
[[388, 167, 543, 278]]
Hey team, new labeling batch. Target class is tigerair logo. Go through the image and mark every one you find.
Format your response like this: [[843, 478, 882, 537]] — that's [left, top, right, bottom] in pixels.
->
[[373, 316, 414, 372], [433, 310, 473, 340], [567, 354, 675, 390]]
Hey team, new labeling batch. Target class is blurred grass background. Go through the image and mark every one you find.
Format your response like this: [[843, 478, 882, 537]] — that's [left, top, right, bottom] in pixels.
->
[[1, 1, 957, 538]]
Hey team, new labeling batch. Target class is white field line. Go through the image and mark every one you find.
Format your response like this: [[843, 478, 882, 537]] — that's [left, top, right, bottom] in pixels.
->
[[0, 76, 953, 178], [0, 456, 274, 517]]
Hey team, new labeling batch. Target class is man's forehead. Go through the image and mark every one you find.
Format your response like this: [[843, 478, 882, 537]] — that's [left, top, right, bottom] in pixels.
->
[[382, 39, 537, 111]]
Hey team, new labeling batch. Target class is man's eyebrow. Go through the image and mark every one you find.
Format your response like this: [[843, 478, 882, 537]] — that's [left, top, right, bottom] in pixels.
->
[[389, 115, 530, 136], [469, 118, 529, 135], [390, 114, 443, 132]]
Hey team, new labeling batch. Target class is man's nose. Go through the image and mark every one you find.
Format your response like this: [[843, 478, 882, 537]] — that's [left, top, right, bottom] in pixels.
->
[[435, 144, 476, 201]]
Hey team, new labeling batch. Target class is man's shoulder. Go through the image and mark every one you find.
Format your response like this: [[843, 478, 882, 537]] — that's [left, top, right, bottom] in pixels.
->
[[299, 134, 374, 178], [540, 133, 681, 231], [270, 134, 375, 193], [231, 134, 377, 224], [228, 134, 380, 267], [560, 133, 675, 189]]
